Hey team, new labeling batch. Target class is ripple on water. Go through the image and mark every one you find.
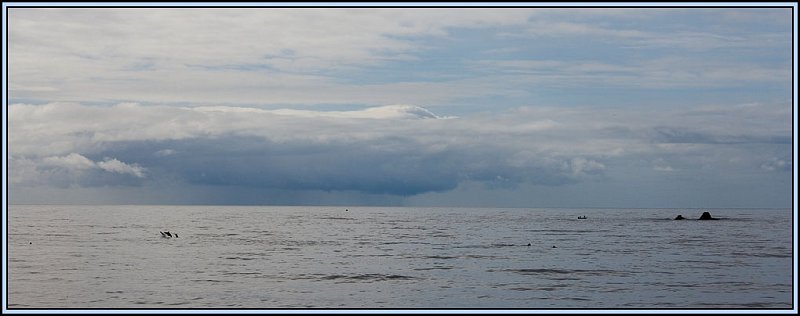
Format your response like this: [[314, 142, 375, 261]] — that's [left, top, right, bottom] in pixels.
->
[[293, 273, 420, 283], [490, 268, 634, 278]]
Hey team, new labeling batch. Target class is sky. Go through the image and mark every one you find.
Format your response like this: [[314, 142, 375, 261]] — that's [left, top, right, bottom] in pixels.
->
[[4, 4, 796, 208]]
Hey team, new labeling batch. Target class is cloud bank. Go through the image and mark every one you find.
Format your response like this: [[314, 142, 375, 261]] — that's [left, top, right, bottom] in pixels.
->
[[9, 101, 791, 206], [9, 103, 605, 196]]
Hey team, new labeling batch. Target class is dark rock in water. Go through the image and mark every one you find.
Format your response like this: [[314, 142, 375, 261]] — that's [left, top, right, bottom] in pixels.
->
[[674, 215, 686, 220], [698, 211, 718, 220]]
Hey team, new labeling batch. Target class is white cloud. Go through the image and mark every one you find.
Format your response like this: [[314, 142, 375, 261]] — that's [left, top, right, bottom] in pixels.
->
[[41, 153, 96, 170], [154, 149, 177, 157], [266, 104, 452, 120], [13, 152, 148, 186], [97, 158, 146, 178]]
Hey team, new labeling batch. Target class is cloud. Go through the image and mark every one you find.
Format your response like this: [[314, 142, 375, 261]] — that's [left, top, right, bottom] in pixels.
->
[[517, 9, 790, 51], [9, 100, 791, 204], [760, 158, 791, 172], [97, 158, 146, 178], [9, 103, 616, 196], [200, 104, 453, 120], [154, 149, 177, 157], [471, 57, 789, 90], [569, 157, 606, 177], [41, 152, 96, 170], [6, 7, 792, 207], [12, 152, 147, 188], [653, 165, 675, 172], [9, 8, 789, 108], [7, 8, 536, 105]]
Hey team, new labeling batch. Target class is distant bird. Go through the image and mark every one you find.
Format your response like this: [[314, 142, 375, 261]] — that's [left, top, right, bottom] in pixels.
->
[[345, 209, 349, 212], [552, 245, 557, 248]]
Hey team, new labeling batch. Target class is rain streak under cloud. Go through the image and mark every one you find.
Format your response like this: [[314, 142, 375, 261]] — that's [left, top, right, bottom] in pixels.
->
[[6, 6, 794, 207]]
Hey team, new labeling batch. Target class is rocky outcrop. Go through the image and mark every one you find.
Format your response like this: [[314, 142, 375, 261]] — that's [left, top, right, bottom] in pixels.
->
[[698, 211, 718, 220], [674, 215, 686, 220]]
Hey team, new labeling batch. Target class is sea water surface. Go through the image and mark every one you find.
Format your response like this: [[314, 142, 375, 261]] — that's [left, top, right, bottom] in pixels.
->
[[6, 205, 795, 309]]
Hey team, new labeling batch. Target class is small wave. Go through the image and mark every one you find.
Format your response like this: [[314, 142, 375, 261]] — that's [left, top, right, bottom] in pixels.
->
[[490, 268, 631, 278], [283, 240, 344, 247], [556, 297, 592, 301], [389, 226, 425, 230], [133, 301, 167, 306], [508, 287, 536, 291], [222, 272, 262, 276], [463, 254, 504, 259], [222, 256, 257, 260], [241, 229, 274, 235], [423, 255, 459, 259], [304, 273, 419, 283], [528, 229, 610, 233], [730, 251, 791, 258], [454, 243, 518, 249], [191, 279, 234, 283], [319, 217, 356, 221], [663, 283, 700, 288], [692, 302, 790, 308], [429, 234, 454, 238], [413, 266, 454, 271]]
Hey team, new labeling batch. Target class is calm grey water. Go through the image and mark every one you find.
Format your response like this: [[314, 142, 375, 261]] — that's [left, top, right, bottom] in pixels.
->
[[6, 205, 795, 309]]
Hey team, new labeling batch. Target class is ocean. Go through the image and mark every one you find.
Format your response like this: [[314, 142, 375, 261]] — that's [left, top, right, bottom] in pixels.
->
[[5, 205, 795, 310]]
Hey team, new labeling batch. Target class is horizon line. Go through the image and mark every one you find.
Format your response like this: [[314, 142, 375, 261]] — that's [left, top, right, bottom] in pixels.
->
[[3, 203, 791, 210]]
